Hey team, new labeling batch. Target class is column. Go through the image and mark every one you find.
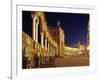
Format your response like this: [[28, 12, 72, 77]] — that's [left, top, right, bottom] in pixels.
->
[[45, 38, 47, 49], [36, 23, 38, 42], [32, 17, 36, 41], [35, 23, 37, 42]]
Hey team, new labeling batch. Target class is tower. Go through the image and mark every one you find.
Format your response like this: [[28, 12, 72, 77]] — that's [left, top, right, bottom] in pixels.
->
[[56, 21, 65, 56]]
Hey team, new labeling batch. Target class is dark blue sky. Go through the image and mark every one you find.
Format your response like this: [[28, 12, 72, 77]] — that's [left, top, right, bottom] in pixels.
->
[[44, 12, 89, 46], [22, 11, 89, 46]]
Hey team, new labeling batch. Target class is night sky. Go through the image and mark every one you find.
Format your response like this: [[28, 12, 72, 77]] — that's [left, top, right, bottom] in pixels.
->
[[22, 11, 89, 46]]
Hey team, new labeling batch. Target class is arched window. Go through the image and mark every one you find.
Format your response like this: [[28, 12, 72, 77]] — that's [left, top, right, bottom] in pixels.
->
[[43, 32, 45, 47], [34, 16, 39, 42], [38, 18, 41, 44]]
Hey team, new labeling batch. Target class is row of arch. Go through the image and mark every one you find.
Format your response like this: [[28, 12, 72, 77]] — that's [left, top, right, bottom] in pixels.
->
[[31, 12, 58, 56]]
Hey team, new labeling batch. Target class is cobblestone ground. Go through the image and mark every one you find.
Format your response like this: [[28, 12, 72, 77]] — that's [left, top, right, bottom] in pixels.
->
[[38, 55, 89, 68], [54, 56, 89, 67], [39, 59, 56, 68], [40, 63, 56, 68]]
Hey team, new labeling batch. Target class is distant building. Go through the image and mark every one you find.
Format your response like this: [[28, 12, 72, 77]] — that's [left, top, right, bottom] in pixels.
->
[[87, 20, 90, 50], [64, 42, 86, 56]]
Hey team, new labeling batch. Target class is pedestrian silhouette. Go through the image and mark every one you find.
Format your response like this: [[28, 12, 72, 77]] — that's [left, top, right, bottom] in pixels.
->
[[34, 52, 39, 68]]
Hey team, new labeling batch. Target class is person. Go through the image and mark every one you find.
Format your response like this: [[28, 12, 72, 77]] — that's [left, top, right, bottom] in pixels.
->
[[22, 49, 28, 69], [22, 54, 28, 69], [34, 52, 39, 68], [39, 54, 42, 66]]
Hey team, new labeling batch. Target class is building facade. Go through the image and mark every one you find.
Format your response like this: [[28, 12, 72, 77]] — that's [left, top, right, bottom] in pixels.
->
[[22, 11, 65, 68], [22, 11, 89, 68]]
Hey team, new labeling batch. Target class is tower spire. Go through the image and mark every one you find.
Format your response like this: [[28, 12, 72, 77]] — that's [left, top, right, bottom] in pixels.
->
[[57, 20, 60, 27]]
